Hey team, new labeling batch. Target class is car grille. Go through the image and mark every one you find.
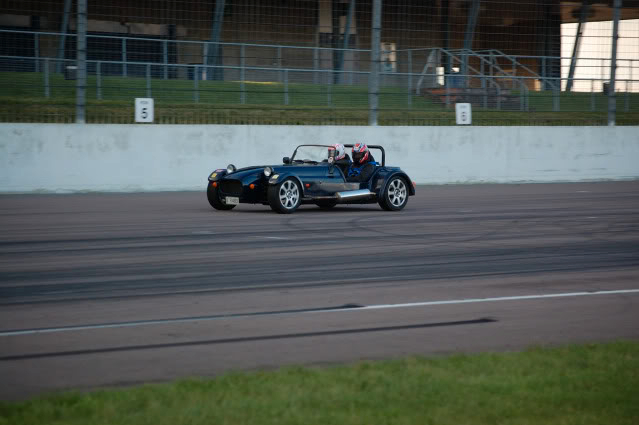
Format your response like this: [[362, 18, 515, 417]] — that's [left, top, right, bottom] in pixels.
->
[[219, 179, 243, 196]]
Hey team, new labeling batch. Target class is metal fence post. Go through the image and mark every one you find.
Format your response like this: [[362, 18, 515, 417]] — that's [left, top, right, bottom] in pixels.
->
[[240, 44, 246, 104], [193, 65, 199, 103], [96, 61, 102, 100], [407, 50, 412, 108], [490, 52, 495, 79], [34, 34, 40, 73], [553, 86, 559, 112], [202, 43, 209, 80], [327, 71, 332, 106], [313, 47, 319, 85], [56, 0, 72, 73], [369, 0, 382, 125], [163, 40, 168, 80], [626, 61, 634, 112], [122, 38, 127, 77], [339, 0, 356, 85], [480, 58, 485, 88], [632, 62, 635, 97], [146, 63, 152, 98], [206, 0, 226, 81], [590, 79, 595, 111], [608, 0, 621, 126], [76, 0, 87, 124], [278, 47, 282, 82], [43, 58, 50, 98], [481, 59, 487, 108], [284, 69, 289, 106]]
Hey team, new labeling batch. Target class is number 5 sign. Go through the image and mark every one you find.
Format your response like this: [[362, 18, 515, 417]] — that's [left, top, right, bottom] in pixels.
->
[[135, 98, 154, 123]]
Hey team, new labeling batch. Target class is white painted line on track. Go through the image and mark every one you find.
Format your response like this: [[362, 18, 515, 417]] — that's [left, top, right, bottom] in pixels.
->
[[1, 289, 638, 337], [258, 236, 287, 240], [330, 289, 639, 312]]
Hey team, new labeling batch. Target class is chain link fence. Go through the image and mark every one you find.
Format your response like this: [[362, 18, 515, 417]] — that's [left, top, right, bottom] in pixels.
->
[[1, 0, 638, 125]]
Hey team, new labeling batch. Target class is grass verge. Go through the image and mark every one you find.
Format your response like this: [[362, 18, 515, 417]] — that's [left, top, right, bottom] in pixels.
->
[[1, 71, 638, 125], [1, 341, 638, 425]]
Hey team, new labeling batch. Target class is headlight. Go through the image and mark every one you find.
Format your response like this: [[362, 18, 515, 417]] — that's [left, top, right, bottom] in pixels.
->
[[226, 164, 236, 174], [263, 166, 273, 177]]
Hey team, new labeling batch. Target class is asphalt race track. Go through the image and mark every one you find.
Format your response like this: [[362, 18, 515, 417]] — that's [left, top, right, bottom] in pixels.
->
[[1, 182, 639, 400]]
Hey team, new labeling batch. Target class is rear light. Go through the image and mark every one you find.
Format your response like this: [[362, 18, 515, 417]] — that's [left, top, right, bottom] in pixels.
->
[[249, 184, 255, 189], [212, 182, 218, 187]]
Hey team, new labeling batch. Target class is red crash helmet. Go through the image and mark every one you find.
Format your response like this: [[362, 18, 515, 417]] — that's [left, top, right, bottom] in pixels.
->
[[352, 142, 369, 164]]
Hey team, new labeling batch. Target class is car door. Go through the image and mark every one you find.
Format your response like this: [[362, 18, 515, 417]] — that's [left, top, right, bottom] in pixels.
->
[[318, 164, 358, 195], [294, 164, 332, 197]]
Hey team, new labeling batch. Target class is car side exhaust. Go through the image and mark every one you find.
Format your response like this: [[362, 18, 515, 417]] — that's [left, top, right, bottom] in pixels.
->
[[336, 189, 374, 202]]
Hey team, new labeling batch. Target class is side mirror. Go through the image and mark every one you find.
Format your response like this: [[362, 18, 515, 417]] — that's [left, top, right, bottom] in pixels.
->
[[283, 157, 291, 164]]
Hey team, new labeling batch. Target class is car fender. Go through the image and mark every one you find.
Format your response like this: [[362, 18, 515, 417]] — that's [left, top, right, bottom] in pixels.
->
[[375, 170, 415, 197], [268, 172, 306, 197], [208, 169, 227, 181]]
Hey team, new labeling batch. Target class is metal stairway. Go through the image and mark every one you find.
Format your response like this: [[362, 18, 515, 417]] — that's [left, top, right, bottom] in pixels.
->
[[414, 48, 558, 111]]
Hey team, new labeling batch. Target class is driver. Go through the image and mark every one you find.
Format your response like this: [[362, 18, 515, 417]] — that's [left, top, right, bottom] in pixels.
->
[[347, 142, 377, 182], [329, 143, 352, 176]]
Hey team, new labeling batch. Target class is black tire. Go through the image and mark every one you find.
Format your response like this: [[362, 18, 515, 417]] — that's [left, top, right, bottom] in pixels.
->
[[268, 178, 302, 214], [378, 177, 409, 211], [207, 183, 236, 210], [315, 200, 337, 209]]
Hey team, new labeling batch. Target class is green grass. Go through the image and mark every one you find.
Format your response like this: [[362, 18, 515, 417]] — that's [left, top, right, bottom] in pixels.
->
[[1, 71, 638, 125], [1, 341, 638, 425]]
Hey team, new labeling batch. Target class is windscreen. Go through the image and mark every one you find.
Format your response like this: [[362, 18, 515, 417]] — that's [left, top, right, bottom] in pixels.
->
[[291, 145, 332, 163]]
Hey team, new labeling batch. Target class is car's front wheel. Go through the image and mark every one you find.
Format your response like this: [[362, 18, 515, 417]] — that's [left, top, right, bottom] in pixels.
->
[[268, 178, 301, 214], [207, 183, 235, 210], [378, 177, 409, 211]]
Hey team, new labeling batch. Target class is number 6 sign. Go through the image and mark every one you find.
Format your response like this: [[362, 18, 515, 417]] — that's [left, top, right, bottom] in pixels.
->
[[135, 98, 154, 123]]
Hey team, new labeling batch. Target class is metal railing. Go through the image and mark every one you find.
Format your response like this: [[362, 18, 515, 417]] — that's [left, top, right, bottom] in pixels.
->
[[0, 29, 638, 125]]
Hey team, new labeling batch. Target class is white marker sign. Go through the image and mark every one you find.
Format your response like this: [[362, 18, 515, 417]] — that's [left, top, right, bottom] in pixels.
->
[[135, 98, 154, 123], [455, 102, 472, 125]]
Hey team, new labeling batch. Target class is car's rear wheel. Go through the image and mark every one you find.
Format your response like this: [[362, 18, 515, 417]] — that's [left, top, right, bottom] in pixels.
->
[[315, 200, 337, 209], [378, 177, 408, 211], [207, 183, 236, 210], [268, 178, 301, 214]]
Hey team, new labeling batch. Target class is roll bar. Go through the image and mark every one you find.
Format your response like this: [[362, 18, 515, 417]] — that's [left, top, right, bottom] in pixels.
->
[[290, 144, 386, 167], [344, 144, 385, 167]]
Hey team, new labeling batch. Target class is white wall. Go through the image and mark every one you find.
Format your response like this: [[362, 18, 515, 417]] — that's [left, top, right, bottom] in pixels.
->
[[1, 124, 638, 193]]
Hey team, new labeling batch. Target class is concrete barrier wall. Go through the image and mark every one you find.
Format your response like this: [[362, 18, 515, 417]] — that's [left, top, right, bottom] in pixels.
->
[[1, 123, 638, 192]]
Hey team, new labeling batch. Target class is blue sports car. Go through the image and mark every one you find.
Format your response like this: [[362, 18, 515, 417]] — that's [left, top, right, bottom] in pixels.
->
[[207, 144, 415, 214]]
